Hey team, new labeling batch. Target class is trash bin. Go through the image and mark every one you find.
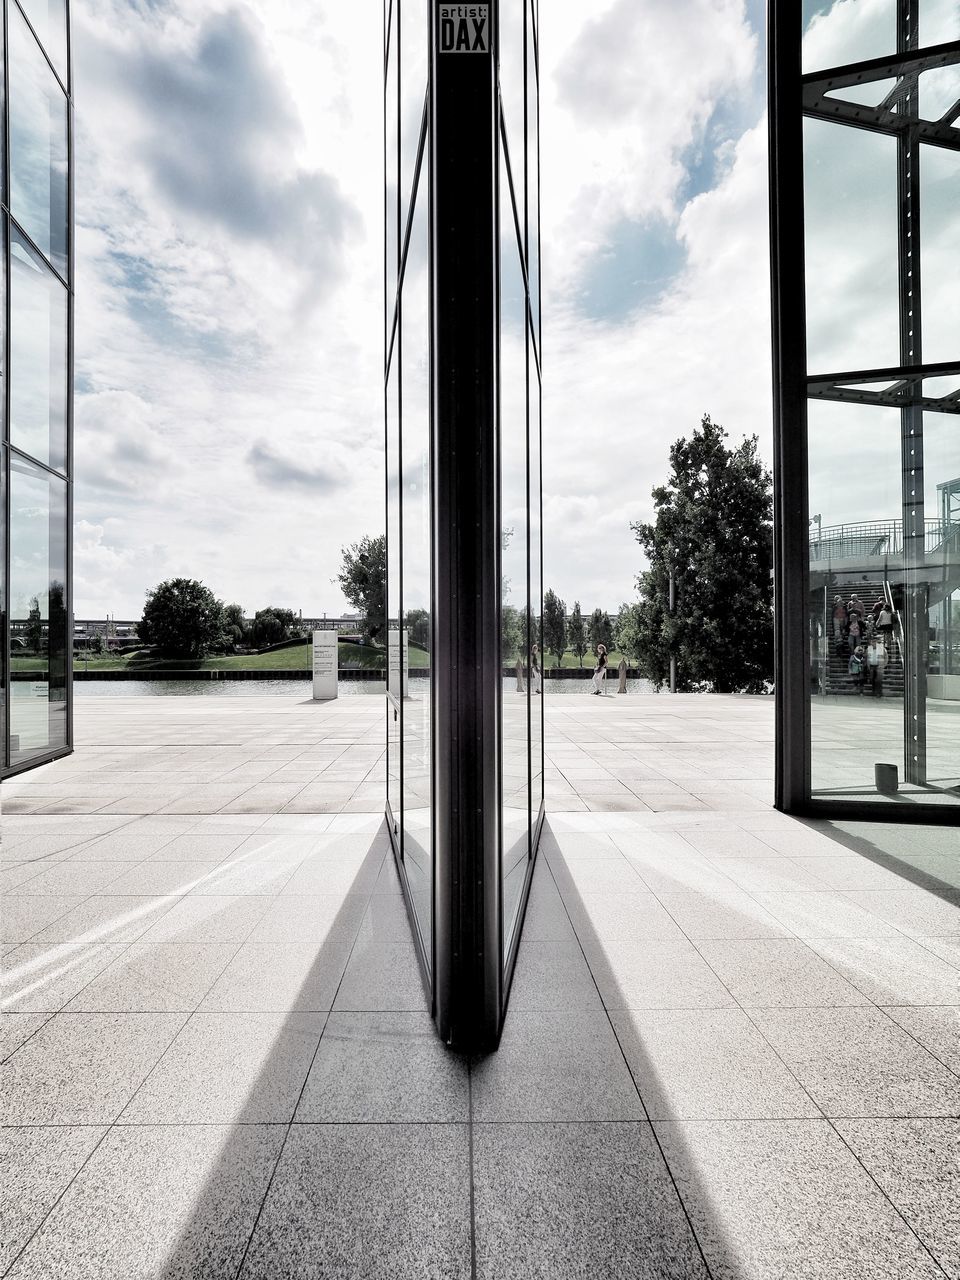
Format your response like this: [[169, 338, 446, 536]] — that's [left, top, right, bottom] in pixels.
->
[[875, 763, 899, 795]]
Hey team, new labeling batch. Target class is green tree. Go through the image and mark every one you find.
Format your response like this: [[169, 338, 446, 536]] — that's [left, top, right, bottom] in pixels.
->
[[501, 604, 524, 663], [90, 631, 106, 656], [568, 601, 588, 667], [26, 596, 43, 654], [630, 414, 773, 693], [542, 589, 567, 667], [223, 603, 247, 647], [405, 607, 431, 651], [615, 602, 644, 664], [250, 610, 283, 648], [138, 578, 227, 659], [337, 534, 386, 642], [588, 607, 611, 654]]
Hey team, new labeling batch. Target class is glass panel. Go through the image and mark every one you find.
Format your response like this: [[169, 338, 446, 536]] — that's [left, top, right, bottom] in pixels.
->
[[525, 0, 540, 347], [500, 0, 524, 242], [923, 412, 960, 794], [920, 0, 960, 47], [920, 145, 960, 366], [529, 342, 543, 821], [386, 357, 402, 835], [10, 230, 68, 471], [17, 0, 68, 82], [804, 120, 899, 373], [386, 0, 399, 353], [10, 5, 68, 275], [401, 174, 432, 959], [400, 0, 427, 217], [500, 151, 530, 959], [808, 399, 959, 805], [9, 455, 67, 764], [802, 0, 896, 75]]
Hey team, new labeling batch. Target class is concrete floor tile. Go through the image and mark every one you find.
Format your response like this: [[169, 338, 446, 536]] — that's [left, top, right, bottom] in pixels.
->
[[356, 893, 420, 942], [695, 938, 871, 1007], [138, 895, 271, 944], [120, 1010, 324, 1124], [589, 939, 738, 1010], [0, 1011, 51, 1059], [473, 1122, 708, 1280], [656, 1119, 945, 1280], [99, 861, 221, 896], [0, 897, 88, 944], [200, 940, 353, 1012], [506, 939, 602, 1010], [471, 1009, 644, 1122], [750, 1007, 960, 1117], [144, 832, 248, 862], [296, 1012, 469, 1122], [64, 942, 237, 1012], [69, 831, 180, 860], [28, 895, 181, 946], [806, 936, 960, 1006], [549, 852, 647, 896], [835, 1118, 960, 1279], [0, 1011, 185, 1123], [566, 890, 687, 942], [2, 943, 130, 1012], [6, 861, 137, 896], [240, 1123, 471, 1279], [844, 890, 960, 939], [882, 1005, 960, 1073], [611, 1007, 821, 1120], [4, 1125, 284, 1280], [657, 889, 794, 940], [0, 1126, 107, 1274], [333, 936, 428, 1012], [751, 891, 907, 939], [280, 848, 383, 897], [247, 892, 367, 944]]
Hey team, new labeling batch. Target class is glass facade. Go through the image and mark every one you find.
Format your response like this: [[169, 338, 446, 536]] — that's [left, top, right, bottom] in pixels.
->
[[2, 0, 73, 779], [771, 0, 959, 817], [385, 0, 543, 1047]]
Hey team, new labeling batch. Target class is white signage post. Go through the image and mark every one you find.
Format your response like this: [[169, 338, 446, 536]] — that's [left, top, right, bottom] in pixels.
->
[[312, 630, 338, 700], [388, 628, 410, 698]]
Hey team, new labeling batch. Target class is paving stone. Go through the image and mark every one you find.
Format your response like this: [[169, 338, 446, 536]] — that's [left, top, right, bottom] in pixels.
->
[[473, 1122, 708, 1280], [240, 1124, 471, 1279]]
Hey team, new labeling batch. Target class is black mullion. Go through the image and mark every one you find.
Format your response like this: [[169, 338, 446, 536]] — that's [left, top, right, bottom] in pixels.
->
[[8, 214, 70, 293], [64, 0, 73, 760]]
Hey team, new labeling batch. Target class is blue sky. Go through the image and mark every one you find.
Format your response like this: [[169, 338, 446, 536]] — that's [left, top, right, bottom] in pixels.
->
[[73, 0, 771, 618]]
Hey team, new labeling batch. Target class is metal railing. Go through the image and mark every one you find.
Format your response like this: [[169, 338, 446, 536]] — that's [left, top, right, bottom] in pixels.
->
[[809, 519, 956, 561]]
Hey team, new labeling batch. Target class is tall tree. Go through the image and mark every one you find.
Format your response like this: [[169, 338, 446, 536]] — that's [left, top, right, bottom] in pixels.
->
[[630, 414, 773, 693], [568, 600, 588, 667], [138, 578, 227, 659], [587, 607, 604, 653], [614, 602, 644, 664], [337, 534, 386, 642], [223, 603, 247, 647], [542, 589, 567, 668]]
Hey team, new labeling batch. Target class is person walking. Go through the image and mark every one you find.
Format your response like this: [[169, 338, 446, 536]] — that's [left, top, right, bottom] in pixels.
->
[[531, 643, 542, 696], [592, 643, 608, 695], [515, 655, 525, 693], [866, 636, 887, 697]]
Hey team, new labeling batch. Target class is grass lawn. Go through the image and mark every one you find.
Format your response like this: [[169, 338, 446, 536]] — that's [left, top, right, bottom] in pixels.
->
[[521, 649, 630, 670], [18, 640, 409, 674]]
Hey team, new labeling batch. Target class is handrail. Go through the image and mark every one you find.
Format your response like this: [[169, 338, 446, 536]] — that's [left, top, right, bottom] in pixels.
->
[[809, 518, 957, 560]]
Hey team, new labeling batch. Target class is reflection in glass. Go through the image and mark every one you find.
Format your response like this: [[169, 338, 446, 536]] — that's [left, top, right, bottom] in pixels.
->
[[386, 0, 400, 350], [804, 120, 898, 373], [9, 456, 67, 763], [525, 0, 540, 344], [802, 0, 896, 75], [528, 352, 543, 821], [401, 178, 433, 957], [400, 0, 428, 215], [920, 0, 960, 47], [18, 0, 68, 81], [499, 0, 524, 243], [387, 360, 402, 833], [920, 146, 960, 366], [500, 141, 530, 958], [10, 5, 68, 275], [10, 230, 68, 472]]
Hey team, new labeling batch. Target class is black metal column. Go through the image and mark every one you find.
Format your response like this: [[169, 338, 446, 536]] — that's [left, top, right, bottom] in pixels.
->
[[769, 0, 811, 813], [897, 0, 928, 785], [431, 0, 501, 1050]]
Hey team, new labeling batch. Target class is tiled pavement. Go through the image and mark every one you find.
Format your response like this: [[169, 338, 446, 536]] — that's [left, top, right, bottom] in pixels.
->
[[1, 693, 958, 1279]]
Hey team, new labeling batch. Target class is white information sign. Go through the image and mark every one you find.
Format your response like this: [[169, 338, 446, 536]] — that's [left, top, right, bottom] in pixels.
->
[[312, 631, 338, 700], [388, 628, 410, 699]]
